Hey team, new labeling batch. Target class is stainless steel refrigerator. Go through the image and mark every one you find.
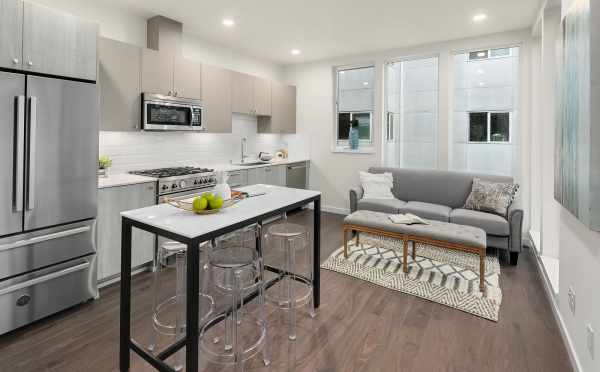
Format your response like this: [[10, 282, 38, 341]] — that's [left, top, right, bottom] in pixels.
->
[[0, 71, 98, 335]]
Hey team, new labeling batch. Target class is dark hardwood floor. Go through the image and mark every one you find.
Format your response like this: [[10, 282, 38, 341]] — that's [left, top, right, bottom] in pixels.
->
[[0, 210, 572, 372]]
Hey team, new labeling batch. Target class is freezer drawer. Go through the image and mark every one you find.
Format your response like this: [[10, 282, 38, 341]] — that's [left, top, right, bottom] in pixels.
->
[[0, 220, 96, 281], [0, 256, 97, 335]]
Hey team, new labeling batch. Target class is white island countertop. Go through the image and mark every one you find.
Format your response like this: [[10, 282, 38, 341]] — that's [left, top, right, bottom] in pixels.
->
[[121, 184, 320, 239]]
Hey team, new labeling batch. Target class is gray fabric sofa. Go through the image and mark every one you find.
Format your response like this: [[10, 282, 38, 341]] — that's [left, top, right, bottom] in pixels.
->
[[349, 167, 524, 265]]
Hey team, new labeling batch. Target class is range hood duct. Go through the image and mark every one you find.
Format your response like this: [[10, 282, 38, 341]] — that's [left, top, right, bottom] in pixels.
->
[[147, 16, 183, 56]]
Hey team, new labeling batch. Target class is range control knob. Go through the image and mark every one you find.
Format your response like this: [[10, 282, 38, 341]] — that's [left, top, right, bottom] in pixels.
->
[[179, 180, 187, 189], [172, 183, 177, 189], [161, 184, 169, 191]]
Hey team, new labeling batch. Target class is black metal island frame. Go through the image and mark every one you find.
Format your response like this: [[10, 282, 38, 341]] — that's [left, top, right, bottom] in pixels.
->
[[119, 185, 321, 371]]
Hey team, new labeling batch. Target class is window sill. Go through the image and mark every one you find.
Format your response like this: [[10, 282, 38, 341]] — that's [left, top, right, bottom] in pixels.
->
[[331, 146, 376, 154]]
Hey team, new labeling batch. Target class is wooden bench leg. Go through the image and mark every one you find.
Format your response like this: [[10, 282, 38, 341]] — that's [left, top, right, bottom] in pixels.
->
[[479, 251, 485, 292], [356, 231, 360, 246], [343, 227, 349, 258], [403, 239, 409, 274], [412, 241, 416, 260]]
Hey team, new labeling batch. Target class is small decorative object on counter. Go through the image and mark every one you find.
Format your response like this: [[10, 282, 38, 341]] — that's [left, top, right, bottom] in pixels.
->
[[212, 170, 232, 200], [349, 119, 360, 150], [258, 152, 273, 161], [98, 155, 112, 178]]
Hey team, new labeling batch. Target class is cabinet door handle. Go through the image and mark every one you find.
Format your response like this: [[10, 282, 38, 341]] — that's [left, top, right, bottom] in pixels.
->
[[168, 90, 172, 96], [13, 58, 19, 65], [27, 61, 33, 67]]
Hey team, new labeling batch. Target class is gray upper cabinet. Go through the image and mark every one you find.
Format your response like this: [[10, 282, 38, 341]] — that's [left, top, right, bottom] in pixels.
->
[[98, 37, 142, 131], [202, 64, 232, 133], [22, 1, 98, 80], [0, 0, 23, 70], [141, 49, 172, 94], [253, 78, 271, 116], [231, 71, 255, 115], [258, 81, 297, 133], [142, 49, 202, 99], [173, 56, 201, 99], [231, 72, 272, 116]]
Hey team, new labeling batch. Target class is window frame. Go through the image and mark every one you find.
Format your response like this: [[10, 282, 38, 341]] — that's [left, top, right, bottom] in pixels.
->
[[467, 111, 512, 144], [334, 64, 375, 148]]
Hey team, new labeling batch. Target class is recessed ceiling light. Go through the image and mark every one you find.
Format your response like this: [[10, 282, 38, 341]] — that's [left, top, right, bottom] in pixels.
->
[[291, 49, 301, 55], [363, 82, 369, 86], [472, 14, 487, 22], [222, 19, 235, 27], [478, 82, 485, 87]]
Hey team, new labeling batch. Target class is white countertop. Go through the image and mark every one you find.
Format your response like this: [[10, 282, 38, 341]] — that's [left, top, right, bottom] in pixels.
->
[[212, 158, 310, 172], [98, 158, 309, 189], [98, 173, 157, 189], [121, 184, 320, 239]]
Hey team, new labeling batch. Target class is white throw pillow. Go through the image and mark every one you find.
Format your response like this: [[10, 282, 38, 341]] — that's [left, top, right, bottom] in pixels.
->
[[359, 171, 395, 199]]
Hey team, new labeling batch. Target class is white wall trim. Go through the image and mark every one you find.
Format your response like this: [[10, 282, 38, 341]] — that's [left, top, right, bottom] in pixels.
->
[[307, 204, 350, 215], [531, 249, 583, 372]]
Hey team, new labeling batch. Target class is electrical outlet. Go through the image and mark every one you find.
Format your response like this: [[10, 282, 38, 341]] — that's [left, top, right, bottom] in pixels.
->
[[587, 324, 595, 360], [568, 286, 576, 315]]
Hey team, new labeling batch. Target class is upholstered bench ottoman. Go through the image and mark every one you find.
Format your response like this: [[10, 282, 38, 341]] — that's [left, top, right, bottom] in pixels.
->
[[343, 210, 488, 291]]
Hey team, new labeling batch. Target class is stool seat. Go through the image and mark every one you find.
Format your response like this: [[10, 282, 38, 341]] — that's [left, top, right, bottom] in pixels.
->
[[267, 222, 306, 238]]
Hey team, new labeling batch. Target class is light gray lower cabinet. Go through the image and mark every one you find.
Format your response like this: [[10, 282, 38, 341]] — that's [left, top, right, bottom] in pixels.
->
[[97, 182, 156, 282], [265, 165, 286, 186], [22, 1, 98, 80], [227, 170, 248, 187], [247, 167, 267, 185], [98, 37, 142, 131], [0, 0, 22, 70]]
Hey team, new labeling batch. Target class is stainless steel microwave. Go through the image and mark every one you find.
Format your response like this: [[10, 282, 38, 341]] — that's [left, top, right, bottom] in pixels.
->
[[142, 93, 204, 131]]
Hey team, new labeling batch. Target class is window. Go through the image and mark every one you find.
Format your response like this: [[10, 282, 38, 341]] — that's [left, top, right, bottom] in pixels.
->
[[335, 65, 374, 145], [468, 112, 510, 143], [468, 47, 512, 61]]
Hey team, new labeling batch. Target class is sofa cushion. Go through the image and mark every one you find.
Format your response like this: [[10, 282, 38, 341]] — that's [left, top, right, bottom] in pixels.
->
[[358, 198, 407, 214], [450, 208, 509, 236], [399, 201, 451, 222]]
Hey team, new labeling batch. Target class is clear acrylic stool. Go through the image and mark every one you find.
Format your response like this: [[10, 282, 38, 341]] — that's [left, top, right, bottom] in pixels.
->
[[265, 221, 315, 341], [199, 224, 270, 372], [148, 240, 214, 371]]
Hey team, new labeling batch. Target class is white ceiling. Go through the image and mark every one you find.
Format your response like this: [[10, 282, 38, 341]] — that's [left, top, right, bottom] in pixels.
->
[[94, 0, 541, 65]]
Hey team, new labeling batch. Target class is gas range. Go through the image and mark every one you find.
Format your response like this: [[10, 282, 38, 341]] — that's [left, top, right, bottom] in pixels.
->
[[130, 167, 217, 196]]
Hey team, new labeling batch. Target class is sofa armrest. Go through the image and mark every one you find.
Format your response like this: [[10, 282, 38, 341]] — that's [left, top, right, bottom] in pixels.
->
[[508, 205, 524, 253], [349, 186, 364, 213]]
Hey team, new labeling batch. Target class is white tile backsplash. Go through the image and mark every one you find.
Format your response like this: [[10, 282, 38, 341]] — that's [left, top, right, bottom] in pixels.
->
[[100, 113, 308, 173]]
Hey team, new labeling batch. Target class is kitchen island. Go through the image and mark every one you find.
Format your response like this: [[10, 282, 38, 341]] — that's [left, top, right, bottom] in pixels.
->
[[119, 184, 321, 372]]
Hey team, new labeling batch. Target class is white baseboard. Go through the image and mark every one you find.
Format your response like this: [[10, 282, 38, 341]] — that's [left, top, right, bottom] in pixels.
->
[[306, 204, 350, 215], [531, 249, 583, 372]]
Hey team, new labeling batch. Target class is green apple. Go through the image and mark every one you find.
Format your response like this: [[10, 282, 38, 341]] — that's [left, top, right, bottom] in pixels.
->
[[208, 196, 223, 210], [192, 197, 208, 211]]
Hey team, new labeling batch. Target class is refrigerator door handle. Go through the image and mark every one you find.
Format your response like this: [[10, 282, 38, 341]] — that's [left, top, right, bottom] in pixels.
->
[[27, 96, 37, 211], [0, 261, 90, 296], [0, 225, 91, 253], [14, 95, 25, 212]]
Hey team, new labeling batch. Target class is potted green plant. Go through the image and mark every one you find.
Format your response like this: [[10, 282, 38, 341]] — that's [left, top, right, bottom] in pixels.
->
[[98, 155, 112, 177]]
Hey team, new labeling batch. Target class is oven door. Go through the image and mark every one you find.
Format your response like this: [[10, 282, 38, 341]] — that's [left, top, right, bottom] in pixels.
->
[[143, 99, 203, 131]]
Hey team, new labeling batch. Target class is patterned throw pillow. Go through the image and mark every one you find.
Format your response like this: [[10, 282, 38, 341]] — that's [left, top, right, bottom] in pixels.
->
[[464, 178, 519, 217]]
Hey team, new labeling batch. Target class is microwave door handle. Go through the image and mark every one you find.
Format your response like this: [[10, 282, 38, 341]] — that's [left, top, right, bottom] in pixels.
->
[[27, 96, 37, 211]]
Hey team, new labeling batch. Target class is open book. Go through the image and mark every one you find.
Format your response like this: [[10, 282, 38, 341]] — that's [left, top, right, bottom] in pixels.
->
[[388, 213, 429, 225]]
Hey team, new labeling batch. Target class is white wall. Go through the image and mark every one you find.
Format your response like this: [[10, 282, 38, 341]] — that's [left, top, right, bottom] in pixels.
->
[[529, 2, 600, 372], [283, 29, 532, 216]]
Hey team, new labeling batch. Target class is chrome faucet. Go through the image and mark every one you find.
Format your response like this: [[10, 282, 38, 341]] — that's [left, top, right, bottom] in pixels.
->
[[241, 137, 249, 163]]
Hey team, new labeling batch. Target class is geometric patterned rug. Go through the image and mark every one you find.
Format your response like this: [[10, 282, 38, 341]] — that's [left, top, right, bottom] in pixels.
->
[[321, 234, 502, 321]]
